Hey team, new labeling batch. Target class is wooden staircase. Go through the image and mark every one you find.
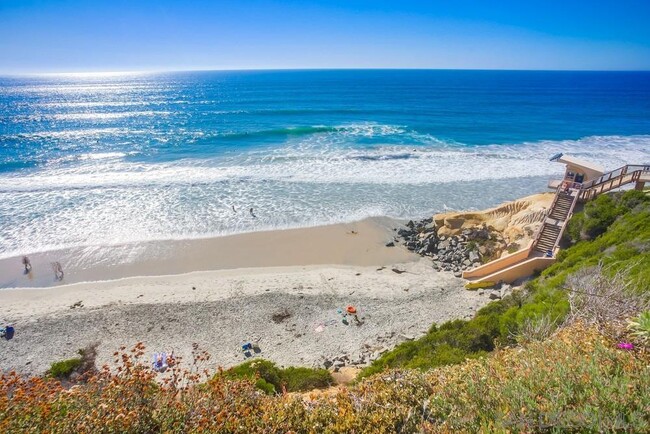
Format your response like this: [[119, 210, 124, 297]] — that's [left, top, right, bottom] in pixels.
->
[[463, 163, 648, 284], [531, 190, 578, 255], [530, 164, 649, 256]]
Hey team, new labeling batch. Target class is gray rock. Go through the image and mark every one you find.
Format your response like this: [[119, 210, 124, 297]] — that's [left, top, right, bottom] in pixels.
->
[[424, 222, 437, 233], [469, 251, 481, 263], [453, 271, 462, 278], [489, 293, 501, 300], [385, 241, 395, 247], [397, 333, 415, 342]]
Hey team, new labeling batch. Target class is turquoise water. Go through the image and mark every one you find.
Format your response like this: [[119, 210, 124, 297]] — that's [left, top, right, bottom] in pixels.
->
[[1, 70, 649, 258]]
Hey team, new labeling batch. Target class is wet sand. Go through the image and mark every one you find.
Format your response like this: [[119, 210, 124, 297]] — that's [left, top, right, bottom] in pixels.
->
[[0, 217, 414, 288]]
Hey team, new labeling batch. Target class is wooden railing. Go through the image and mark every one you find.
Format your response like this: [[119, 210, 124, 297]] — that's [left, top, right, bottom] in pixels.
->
[[550, 189, 579, 251], [578, 165, 649, 201], [529, 185, 561, 253], [529, 187, 579, 255], [581, 164, 649, 189]]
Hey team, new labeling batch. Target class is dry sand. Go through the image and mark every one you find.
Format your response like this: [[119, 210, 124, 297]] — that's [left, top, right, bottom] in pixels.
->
[[0, 217, 492, 376]]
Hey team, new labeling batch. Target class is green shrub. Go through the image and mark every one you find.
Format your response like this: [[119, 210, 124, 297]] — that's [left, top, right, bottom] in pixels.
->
[[254, 378, 276, 395], [566, 190, 649, 243], [581, 194, 620, 239], [47, 357, 82, 379], [281, 367, 332, 391], [620, 189, 649, 210], [628, 311, 650, 344], [565, 211, 584, 242], [222, 359, 333, 394]]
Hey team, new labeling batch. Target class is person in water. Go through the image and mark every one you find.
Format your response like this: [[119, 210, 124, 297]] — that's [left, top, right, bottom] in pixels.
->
[[249, 207, 256, 218], [22, 256, 31, 273], [52, 262, 64, 281]]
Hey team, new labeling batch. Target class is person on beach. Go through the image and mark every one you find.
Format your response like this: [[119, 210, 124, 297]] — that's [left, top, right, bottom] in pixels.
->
[[21, 256, 31, 273], [52, 261, 64, 281]]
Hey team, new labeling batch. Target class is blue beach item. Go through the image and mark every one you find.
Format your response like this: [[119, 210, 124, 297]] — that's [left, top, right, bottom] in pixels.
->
[[0, 326, 14, 340]]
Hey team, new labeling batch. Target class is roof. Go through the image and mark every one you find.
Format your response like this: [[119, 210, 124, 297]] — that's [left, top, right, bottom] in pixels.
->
[[556, 155, 605, 174]]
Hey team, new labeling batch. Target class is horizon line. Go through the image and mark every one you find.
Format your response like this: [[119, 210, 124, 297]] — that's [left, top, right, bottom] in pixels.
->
[[2, 66, 650, 77]]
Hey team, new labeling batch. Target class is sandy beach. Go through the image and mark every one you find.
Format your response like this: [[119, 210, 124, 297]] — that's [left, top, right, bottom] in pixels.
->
[[0, 217, 415, 288], [0, 217, 491, 376]]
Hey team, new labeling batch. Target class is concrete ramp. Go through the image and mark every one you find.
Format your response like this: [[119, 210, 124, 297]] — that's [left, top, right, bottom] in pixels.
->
[[464, 256, 556, 284]]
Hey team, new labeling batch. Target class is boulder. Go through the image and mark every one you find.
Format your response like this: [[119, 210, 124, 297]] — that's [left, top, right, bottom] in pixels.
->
[[424, 222, 437, 233]]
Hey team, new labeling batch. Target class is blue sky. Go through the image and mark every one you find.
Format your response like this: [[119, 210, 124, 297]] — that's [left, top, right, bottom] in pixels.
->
[[1, 0, 649, 73]]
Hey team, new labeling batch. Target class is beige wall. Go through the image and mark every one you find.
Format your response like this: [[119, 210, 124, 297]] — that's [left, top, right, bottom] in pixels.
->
[[476, 257, 556, 284], [462, 245, 531, 279], [565, 164, 602, 183]]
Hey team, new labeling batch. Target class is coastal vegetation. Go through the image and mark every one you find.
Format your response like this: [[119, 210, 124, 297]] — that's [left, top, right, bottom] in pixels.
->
[[1, 190, 649, 432], [1, 322, 647, 433], [46, 344, 97, 380], [220, 359, 333, 394], [361, 189, 649, 377], [46, 357, 82, 379]]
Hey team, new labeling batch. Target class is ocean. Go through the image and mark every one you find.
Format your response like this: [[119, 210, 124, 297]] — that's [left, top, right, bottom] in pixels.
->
[[1, 69, 649, 259]]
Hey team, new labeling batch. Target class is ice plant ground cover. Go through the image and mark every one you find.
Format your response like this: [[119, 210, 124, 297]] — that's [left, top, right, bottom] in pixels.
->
[[0, 323, 648, 433]]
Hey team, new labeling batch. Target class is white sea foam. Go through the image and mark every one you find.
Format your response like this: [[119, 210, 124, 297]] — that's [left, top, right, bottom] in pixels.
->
[[0, 133, 648, 258], [1, 134, 647, 192]]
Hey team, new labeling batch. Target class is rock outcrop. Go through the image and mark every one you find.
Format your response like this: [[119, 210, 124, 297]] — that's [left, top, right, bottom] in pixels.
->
[[393, 193, 554, 273]]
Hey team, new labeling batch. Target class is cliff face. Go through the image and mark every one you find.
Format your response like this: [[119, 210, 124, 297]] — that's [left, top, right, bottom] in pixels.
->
[[434, 192, 554, 256]]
